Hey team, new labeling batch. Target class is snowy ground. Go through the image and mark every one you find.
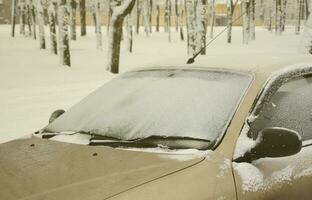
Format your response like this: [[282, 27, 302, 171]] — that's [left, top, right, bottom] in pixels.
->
[[0, 24, 310, 143]]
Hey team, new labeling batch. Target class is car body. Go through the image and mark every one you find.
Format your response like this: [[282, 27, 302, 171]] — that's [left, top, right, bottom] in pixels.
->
[[1, 55, 312, 200]]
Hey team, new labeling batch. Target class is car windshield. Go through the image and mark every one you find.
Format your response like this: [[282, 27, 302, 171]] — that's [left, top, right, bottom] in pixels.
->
[[45, 68, 252, 149]]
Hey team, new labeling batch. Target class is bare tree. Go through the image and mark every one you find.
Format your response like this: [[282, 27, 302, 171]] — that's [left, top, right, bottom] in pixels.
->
[[69, 0, 77, 40], [209, 0, 215, 39], [58, 0, 71, 66], [37, 0, 46, 49], [79, 0, 86, 36], [19, 3, 26, 35], [26, 0, 32, 36], [179, 1, 184, 41], [185, 0, 196, 55], [249, 0, 256, 40], [107, 0, 136, 74], [299, 0, 312, 54], [197, 0, 207, 54], [267, 0, 273, 32], [125, 16, 133, 52], [164, 0, 170, 32], [275, 0, 282, 35], [48, 0, 57, 54], [135, 0, 141, 34], [148, 0, 153, 33], [95, 0, 103, 50], [107, 0, 113, 35], [30, 0, 37, 39], [227, 0, 234, 43], [296, 0, 303, 34], [242, 0, 250, 44], [175, 0, 179, 32], [11, 0, 17, 37], [281, 0, 287, 31], [143, 0, 150, 36], [156, 3, 160, 32]]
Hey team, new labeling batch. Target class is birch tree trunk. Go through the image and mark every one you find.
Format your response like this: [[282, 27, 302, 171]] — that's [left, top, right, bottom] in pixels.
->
[[11, 0, 17, 37], [93, 12, 97, 33], [180, 4, 184, 41], [296, 0, 303, 34], [281, 0, 287, 31], [79, 0, 86, 36], [143, 0, 150, 36], [242, 0, 250, 44], [107, 0, 112, 35], [175, 0, 179, 32], [58, 0, 71, 66], [249, 0, 256, 40], [69, 0, 77, 40], [156, 3, 160, 32], [20, 4, 26, 35], [197, 0, 207, 54], [31, 1, 37, 39], [164, 0, 170, 32], [18, 5, 22, 34], [268, 0, 273, 32], [48, 2, 57, 54], [277, 0, 283, 35], [95, 0, 103, 50], [209, 0, 215, 39], [299, 0, 312, 54], [135, 0, 140, 34], [148, 0, 153, 33], [186, 0, 196, 55], [275, 0, 283, 35], [26, 2, 32, 36], [168, 0, 172, 42], [126, 16, 133, 52], [227, 0, 233, 43], [37, 1, 46, 49], [107, 0, 136, 74]]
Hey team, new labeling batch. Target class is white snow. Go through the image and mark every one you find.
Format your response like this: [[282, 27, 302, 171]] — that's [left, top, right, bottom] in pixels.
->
[[120, 147, 212, 161], [233, 163, 294, 193], [1, 25, 311, 144], [233, 123, 257, 159], [234, 146, 312, 193], [49, 133, 91, 145], [294, 168, 312, 179], [233, 162, 264, 192], [216, 158, 231, 178]]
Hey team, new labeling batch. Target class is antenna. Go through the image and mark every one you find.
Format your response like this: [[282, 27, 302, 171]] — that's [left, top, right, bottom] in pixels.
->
[[187, 1, 245, 64]]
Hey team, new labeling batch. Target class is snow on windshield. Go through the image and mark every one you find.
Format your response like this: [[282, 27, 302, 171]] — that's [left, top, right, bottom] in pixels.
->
[[45, 69, 252, 143]]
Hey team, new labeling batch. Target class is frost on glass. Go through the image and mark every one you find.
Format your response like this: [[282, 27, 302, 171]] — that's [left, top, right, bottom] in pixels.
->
[[45, 69, 252, 143]]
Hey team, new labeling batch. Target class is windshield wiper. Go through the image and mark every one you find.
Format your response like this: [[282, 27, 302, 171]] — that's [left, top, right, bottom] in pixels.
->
[[89, 135, 213, 150]]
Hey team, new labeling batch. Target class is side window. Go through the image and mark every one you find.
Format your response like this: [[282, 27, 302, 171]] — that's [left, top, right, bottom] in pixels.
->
[[249, 76, 312, 143]]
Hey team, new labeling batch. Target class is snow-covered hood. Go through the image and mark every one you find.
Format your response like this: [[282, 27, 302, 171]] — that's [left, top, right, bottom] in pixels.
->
[[0, 136, 205, 200]]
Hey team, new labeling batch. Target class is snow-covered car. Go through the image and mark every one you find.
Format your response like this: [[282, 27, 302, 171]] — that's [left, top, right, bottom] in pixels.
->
[[1, 60, 312, 200]]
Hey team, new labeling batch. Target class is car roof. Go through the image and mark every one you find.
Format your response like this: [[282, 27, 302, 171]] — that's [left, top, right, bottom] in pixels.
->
[[128, 54, 312, 82]]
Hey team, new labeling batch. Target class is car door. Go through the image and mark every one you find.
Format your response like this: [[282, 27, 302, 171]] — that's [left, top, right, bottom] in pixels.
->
[[233, 69, 312, 200]]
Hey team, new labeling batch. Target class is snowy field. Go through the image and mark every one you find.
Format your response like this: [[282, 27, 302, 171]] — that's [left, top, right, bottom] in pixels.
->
[[0, 24, 310, 143]]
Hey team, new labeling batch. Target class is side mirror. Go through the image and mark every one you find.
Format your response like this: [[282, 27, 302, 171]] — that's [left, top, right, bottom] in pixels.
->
[[49, 109, 65, 124], [235, 127, 302, 163]]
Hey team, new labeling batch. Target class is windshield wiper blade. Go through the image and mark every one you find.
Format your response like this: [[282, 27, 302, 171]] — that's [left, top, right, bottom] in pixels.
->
[[89, 135, 213, 150]]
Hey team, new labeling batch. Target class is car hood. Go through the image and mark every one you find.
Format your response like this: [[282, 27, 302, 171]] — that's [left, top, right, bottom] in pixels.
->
[[0, 136, 205, 200]]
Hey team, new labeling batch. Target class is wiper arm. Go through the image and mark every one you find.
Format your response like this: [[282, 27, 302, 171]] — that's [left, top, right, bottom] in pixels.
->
[[89, 135, 213, 150]]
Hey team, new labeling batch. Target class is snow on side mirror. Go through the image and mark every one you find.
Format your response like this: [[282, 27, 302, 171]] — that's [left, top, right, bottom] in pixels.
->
[[234, 127, 302, 163], [49, 109, 65, 124]]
